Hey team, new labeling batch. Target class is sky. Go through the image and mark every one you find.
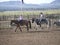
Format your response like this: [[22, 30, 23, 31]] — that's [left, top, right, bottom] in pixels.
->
[[0, 0, 55, 4]]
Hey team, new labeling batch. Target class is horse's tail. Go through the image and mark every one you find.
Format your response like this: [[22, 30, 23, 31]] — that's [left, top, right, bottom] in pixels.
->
[[28, 21, 31, 29], [10, 20, 12, 25]]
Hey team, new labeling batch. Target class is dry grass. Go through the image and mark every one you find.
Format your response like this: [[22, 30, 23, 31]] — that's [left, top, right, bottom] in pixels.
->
[[0, 9, 60, 16]]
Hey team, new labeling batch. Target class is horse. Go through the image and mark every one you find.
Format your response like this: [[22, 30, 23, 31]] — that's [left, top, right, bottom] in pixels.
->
[[54, 21, 60, 26], [32, 18, 41, 27], [32, 18, 49, 29], [10, 20, 31, 32]]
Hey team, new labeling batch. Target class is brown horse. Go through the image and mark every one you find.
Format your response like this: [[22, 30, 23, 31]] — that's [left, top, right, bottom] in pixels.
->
[[10, 20, 31, 32]]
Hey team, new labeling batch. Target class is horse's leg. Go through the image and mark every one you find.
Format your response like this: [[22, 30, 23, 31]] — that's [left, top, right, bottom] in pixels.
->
[[45, 20, 48, 28], [18, 24, 22, 32], [39, 22, 41, 27], [15, 25, 18, 32], [29, 21, 31, 29], [26, 24, 29, 31], [46, 21, 49, 28], [40, 23, 41, 27], [46, 20, 50, 28]]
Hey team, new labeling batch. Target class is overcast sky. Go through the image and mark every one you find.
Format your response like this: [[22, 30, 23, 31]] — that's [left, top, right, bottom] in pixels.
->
[[0, 0, 55, 4]]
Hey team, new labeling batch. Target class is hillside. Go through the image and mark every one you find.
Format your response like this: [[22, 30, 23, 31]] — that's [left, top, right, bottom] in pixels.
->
[[51, 0, 60, 4], [0, 0, 60, 11]]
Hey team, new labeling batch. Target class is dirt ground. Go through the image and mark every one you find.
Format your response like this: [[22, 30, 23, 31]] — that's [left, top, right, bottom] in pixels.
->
[[0, 27, 60, 45]]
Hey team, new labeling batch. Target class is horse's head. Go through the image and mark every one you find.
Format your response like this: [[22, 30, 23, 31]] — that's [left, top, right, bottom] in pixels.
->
[[10, 20, 18, 26], [32, 18, 35, 23]]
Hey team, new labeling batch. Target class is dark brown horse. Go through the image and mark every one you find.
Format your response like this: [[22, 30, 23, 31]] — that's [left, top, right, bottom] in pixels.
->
[[10, 20, 31, 32]]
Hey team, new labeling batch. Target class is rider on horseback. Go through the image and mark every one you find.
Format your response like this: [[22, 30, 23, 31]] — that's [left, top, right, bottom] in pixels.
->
[[39, 12, 46, 21], [18, 15, 23, 23], [18, 15, 23, 21]]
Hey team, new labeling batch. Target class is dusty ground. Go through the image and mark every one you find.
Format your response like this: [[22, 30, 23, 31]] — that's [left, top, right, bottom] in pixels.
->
[[0, 27, 60, 45]]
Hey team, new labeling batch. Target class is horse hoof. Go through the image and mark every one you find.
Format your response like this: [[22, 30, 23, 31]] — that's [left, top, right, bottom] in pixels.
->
[[20, 30, 22, 32], [15, 31, 16, 32], [34, 27, 35, 29], [36, 28, 37, 30], [41, 27, 44, 29]]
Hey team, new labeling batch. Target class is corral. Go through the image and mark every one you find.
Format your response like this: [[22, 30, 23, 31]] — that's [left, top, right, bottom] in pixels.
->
[[0, 10, 60, 45]]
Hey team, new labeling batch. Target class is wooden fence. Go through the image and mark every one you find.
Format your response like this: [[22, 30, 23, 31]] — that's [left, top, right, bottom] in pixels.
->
[[0, 15, 39, 29], [0, 14, 60, 29]]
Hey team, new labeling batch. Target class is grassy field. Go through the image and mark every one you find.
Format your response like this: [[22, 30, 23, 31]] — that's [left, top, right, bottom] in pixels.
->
[[0, 9, 60, 16]]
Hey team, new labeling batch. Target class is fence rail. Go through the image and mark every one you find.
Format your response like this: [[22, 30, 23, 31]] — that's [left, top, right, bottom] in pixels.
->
[[0, 14, 60, 29]]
